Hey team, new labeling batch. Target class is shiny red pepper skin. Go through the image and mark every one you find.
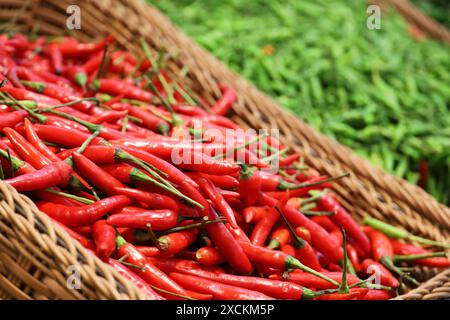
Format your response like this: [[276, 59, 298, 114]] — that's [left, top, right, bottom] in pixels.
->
[[276, 270, 360, 289], [4, 127, 52, 169], [92, 79, 152, 102], [250, 207, 278, 246], [260, 193, 344, 263], [169, 272, 274, 300], [120, 145, 198, 188], [175, 267, 304, 299], [317, 194, 371, 256], [391, 240, 450, 268], [195, 175, 238, 228], [5, 160, 72, 191], [365, 228, 394, 261], [107, 208, 178, 230], [267, 227, 291, 249], [116, 238, 190, 300], [159, 226, 198, 256], [38, 195, 131, 227], [195, 247, 225, 266], [52, 220, 95, 251], [238, 166, 262, 207], [72, 151, 125, 195], [107, 258, 164, 300], [173, 148, 240, 175], [242, 206, 268, 224], [55, 35, 114, 59], [210, 85, 237, 116], [360, 259, 399, 288], [315, 288, 368, 300], [1, 86, 61, 106], [92, 220, 116, 262], [181, 180, 254, 275], [0, 110, 27, 130], [148, 257, 225, 275], [359, 289, 394, 300], [23, 118, 60, 162], [33, 124, 106, 148]]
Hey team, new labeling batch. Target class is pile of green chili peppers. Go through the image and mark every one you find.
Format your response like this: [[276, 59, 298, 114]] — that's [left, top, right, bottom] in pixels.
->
[[150, 0, 450, 204]]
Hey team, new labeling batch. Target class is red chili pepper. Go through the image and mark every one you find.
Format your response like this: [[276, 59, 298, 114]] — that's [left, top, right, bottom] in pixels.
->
[[238, 240, 338, 286], [38, 195, 130, 227], [120, 145, 198, 188], [310, 215, 339, 233], [0, 86, 61, 107], [51, 218, 95, 250], [315, 288, 367, 300], [250, 207, 278, 246], [5, 160, 72, 191], [279, 153, 300, 167], [4, 127, 52, 169], [0, 110, 27, 130], [158, 226, 198, 255], [280, 270, 360, 290], [360, 259, 399, 288], [63, 64, 88, 89], [55, 35, 114, 58], [280, 244, 296, 257], [90, 110, 128, 125], [347, 243, 362, 272], [107, 209, 178, 231], [126, 104, 169, 134], [183, 290, 213, 301], [238, 165, 262, 207], [33, 190, 83, 206], [23, 118, 60, 162], [91, 79, 152, 102], [295, 226, 311, 243], [242, 206, 268, 224], [169, 272, 274, 300], [359, 289, 394, 300], [260, 193, 344, 263], [113, 187, 179, 212], [210, 84, 237, 116], [172, 267, 308, 300], [267, 227, 291, 249], [148, 257, 225, 275], [195, 175, 238, 228], [92, 220, 116, 262], [115, 235, 190, 300], [21, 80, 95, 113], [0, 144, 35, 176], [45, 44, 63, 74], [317, 194, 371, 256], [173, 148, 240, 175], [366, 228, 394, 262], [391, 240, 450, 268], [181, 180, 253, 275], [187, 172, 239, 190], [195, 247, 225, 266], [107, 258, 164, 300], [134, 246, 173, 258], [32, 124, 106, 148]]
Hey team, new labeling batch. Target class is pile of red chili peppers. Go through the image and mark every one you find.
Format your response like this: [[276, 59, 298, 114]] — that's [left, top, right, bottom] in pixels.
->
[[0, 33, 448, 300]]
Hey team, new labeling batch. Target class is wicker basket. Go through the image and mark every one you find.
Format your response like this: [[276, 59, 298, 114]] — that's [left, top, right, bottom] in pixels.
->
[[0, 0, 448, 300]]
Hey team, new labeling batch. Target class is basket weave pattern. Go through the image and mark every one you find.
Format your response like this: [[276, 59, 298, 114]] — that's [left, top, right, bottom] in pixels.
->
[[0, 0, 448, 300]]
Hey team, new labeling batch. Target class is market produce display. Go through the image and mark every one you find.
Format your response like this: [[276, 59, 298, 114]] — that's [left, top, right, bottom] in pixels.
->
[[151, 0, 450, 204], [1, 33, 449, 300]]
